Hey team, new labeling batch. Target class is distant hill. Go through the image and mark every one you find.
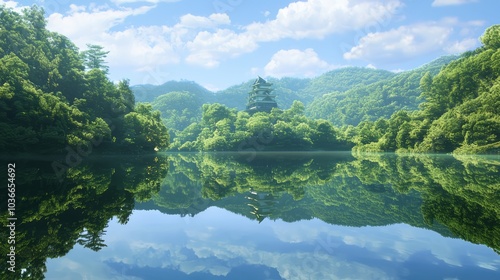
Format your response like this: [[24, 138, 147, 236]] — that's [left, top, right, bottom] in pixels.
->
[[306, 55, 458, 126], [131, 56, 458, 134], [132, 67, 396, 111], [300, 67, 395, 100], [131, 80, 214, 103], [213, 76, 310, 110]]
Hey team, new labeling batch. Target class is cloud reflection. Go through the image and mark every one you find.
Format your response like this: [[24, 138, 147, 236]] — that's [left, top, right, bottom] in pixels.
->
[[46, 208, 500, 279]]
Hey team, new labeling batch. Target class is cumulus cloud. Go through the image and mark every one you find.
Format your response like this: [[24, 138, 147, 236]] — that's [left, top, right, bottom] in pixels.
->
[[444, 38, 479, 53], [246, 0, 402, 41], [46, 5, 234, 73], [0, 0, 27, 12], [431, 0, 477, 7], [343, 18, 480, 62], [184, 0, 402, 68], [46, 5, 155, 47], [178, 13, 230, 29], [264, 48, 335, 78], [185, 30, 258, 68], [42, 0, 403, 74]]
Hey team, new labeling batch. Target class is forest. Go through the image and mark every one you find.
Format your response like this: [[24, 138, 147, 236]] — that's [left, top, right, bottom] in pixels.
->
[[2, 5, 500, 154], [0, 6, 169, 154], [139, 25, 500, 154]]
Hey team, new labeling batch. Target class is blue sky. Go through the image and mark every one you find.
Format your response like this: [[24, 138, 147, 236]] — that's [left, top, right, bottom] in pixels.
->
[[2, 0, 499, 90], [44, 208, 500, 279]]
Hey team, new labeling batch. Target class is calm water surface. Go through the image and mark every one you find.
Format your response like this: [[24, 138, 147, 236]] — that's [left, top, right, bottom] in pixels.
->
[[1, 152, 499, 279]]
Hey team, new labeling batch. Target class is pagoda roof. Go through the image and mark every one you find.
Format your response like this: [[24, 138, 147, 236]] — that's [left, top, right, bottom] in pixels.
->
[[254, 76, 271, 86]]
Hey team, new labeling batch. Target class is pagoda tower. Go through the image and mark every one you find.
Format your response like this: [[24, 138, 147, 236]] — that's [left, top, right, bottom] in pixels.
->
[[246, 76, 278, 114], [246, 190, 276, 223]]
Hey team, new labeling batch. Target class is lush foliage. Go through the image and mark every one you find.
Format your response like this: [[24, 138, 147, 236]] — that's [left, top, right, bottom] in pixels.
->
[[170, 101, 353, 151], [150, 91, 203, 137], [0, 6, 168, 153], [348, 25, 500, 154], [0, 155, 168, 279], [306, 56, 457, 126]]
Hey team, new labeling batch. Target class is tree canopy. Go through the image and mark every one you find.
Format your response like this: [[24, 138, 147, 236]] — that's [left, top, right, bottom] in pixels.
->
[[0, 6, 169, 153]]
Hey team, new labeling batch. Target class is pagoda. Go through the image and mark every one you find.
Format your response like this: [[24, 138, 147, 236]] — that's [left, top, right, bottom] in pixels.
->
[[246, 76, 278, 114], [246, 190, 276, 223]]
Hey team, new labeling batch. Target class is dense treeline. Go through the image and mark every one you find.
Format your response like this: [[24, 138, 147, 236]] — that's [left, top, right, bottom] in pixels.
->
[[0, 6, 168, 153], [351, 25, 500, 154], [170, 101, 353, 151]]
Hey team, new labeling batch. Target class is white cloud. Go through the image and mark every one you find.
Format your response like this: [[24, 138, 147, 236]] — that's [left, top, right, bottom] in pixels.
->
[[178, 13, 230, 29], [185, 30, 258, 68], [183, 0, 402, 68], [264, 48, 335, 78], [444, 38, 478, 53], [46, 5, 155, 47], [343, 19, 480, 62], [246, 0, 402, 41], [43, 0, 403, 76], [47, 4, 237, 75], [0, 0, 27, 12], [431, 0, 477, 7]]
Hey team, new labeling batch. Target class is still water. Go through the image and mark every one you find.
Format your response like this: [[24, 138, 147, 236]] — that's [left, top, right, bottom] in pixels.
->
[[2, 152, 499, 279]]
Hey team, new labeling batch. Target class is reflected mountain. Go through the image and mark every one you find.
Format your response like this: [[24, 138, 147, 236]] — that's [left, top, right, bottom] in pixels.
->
[[0, 154, 168, 279], [137, 152, 500, 255]]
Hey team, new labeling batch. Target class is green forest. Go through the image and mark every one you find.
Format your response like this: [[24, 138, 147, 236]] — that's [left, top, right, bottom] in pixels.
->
[[2, 5, 500, 154], [138, 25, 500, 154], [0, 6, 169, 154]]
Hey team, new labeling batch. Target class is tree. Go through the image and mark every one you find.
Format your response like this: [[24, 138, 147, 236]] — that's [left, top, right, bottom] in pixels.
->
[[81, 44, 110, 74], [122, 104, 170, 151], [480, 25, 500, 49]]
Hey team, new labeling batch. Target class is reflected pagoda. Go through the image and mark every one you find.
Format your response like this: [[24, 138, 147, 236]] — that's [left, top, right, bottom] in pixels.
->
[[246, 190, 276, 223], [246, 76, 278, 114]]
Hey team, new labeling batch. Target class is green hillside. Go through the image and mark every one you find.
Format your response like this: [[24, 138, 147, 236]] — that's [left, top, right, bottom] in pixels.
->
[[132, 80, 214, 103], [306, 55, 457, 126], [352, 25, 500, 154]]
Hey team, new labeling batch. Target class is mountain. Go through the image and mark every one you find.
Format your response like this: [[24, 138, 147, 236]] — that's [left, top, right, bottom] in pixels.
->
[[300, 67, 396, 100], [132, 67, 395, 112], [212, 76, 310, 110], [131, 80, 215, 103], [306, 55, 458, 126]]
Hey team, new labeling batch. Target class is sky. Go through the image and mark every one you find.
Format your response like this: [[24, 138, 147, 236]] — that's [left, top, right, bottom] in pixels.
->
[[2, 0, 499, 90], [44, 208, 500, 279]]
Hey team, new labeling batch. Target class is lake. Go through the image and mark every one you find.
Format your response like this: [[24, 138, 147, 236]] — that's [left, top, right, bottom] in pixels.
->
[[2, 152, 499, 279]]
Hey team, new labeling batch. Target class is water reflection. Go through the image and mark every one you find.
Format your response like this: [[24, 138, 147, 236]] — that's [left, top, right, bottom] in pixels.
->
[[1, 152, 500, 279], [0, 155, 168, 279]]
